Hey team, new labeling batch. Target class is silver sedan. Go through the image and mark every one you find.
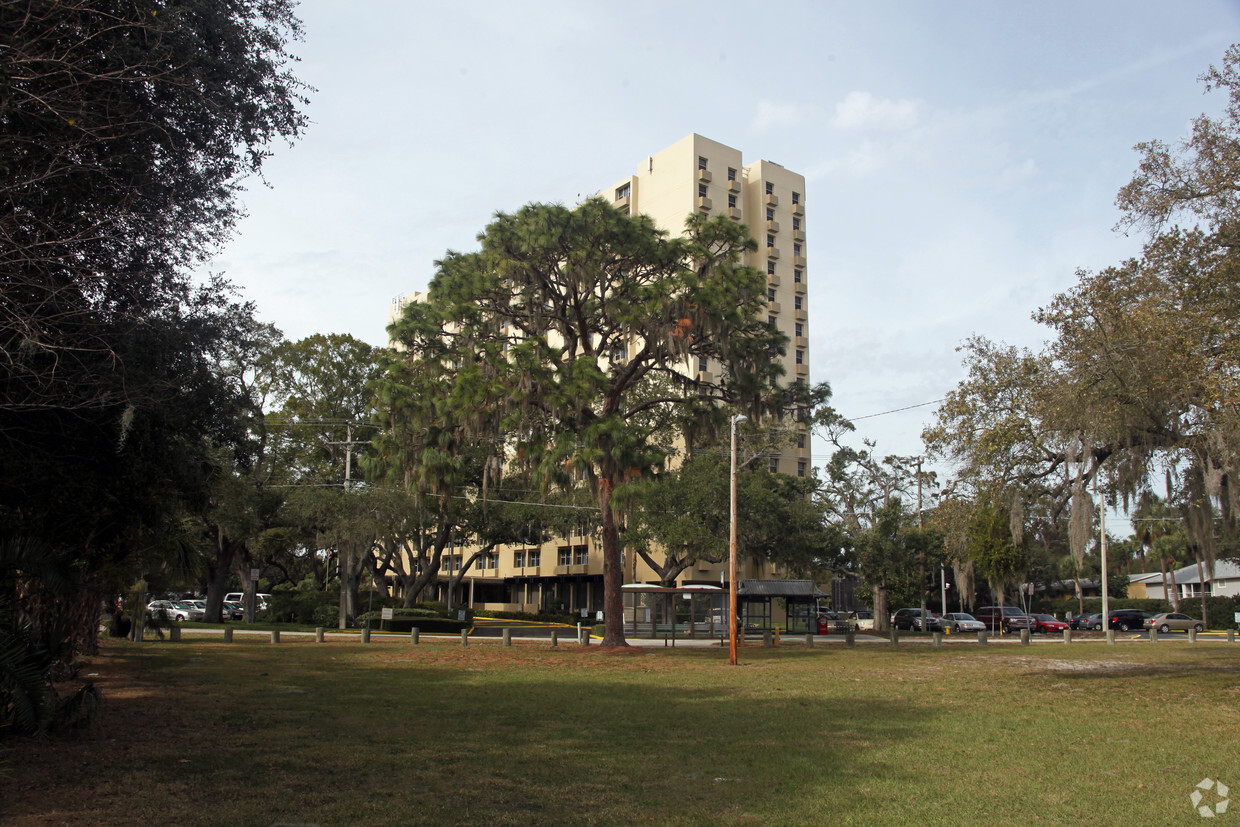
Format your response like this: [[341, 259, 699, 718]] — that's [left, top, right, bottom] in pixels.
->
[[1144, 612, 1204, 633], [943, 612, 986, 634]]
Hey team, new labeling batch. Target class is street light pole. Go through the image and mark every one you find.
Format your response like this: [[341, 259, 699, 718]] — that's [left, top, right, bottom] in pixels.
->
[[729, 413, 747, 666]]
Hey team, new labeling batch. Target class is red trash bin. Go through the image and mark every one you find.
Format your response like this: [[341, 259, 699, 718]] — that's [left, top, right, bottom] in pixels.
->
[[817, 615, 831, 635]]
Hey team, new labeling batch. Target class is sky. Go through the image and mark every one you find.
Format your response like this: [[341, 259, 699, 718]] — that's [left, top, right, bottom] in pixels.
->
[[203, 1, 1240, 536]]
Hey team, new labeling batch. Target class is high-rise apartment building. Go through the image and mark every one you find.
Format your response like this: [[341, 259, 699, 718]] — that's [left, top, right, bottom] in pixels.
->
[[387, 134, 811, 617], [607, 133, 811, 480]]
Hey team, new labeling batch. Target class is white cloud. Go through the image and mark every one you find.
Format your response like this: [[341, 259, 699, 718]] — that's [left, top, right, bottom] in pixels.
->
[[749, 99, 811, 133], [831, 91, 920, 132], [997, 158, 1038, 190]]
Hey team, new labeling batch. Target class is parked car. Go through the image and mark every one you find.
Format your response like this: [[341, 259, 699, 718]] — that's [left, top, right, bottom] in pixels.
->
[[1029, 614, 1068, 634], [224, 592, 271, 611], [169, 601, 204, 622], [1144, 612, 1204, 633], [849, 610, 876, 632], [815, 611, 851, 634], [146, 600, 177, 620], [973, 606, 1035, 633], [891, 608, 946, 632], [1106, 609, 1154, 632], [1069, 613, 1095, 630], [943, 612, 986, 634], [221, 600, 245, 621]]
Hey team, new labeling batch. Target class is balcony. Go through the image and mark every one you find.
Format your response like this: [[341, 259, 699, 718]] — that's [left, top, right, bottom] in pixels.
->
[[795, 335, 808, 348], [793, 255, 806, 268], [794, 278, 807, 294], [765, 192, 779, 207], [727, 177, 741, 193], [766, 220, 780, 233], [766, 246, 779, 260], [795, 362, 809, 376], [767, 301, 781, 314], [767, 273, 780, 287], [697, 196, 712, 211], [792, 201, 804, 216], [792, 228, 805, 242], [795, 307, 807, 321], [615, 195, 631, 211], [728, 206, 742, 221], [698, 168, 712, 183]]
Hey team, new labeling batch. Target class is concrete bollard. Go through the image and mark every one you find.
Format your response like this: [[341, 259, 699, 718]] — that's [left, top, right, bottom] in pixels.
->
[[169, 625, 181, 642], [1229, 629, 1235, 644], [270, 630, 280, 644], [411, 628, 419, 645], [845, 632, 856, 648], [1020, 629, 1031, 646], [1150, 627, 1159, 643], [889, 628, 899, 646], [1190, 629, 1198, 643], [461, 630, 469, 647], [550, 631, 558, 647], [502, 629, 512, 647], [1063, 629, 1071, 644], [805, 634, 814, 648], [315, 627, 324, 643], [932, 632, 943, 647], [224, 627, 234, 643], [978, 631, 989, 645], [361, 627, 371, 643], [763, 630, 773, 648], [1106, 630, 1115, 645]]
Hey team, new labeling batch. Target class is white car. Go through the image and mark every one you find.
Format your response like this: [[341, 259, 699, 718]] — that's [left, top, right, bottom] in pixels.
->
[[943, 612, 986, 634], [849, 610, 875, 631]]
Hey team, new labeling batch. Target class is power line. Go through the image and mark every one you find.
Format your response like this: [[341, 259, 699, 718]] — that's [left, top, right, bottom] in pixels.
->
[[846, 398, 944, 422]]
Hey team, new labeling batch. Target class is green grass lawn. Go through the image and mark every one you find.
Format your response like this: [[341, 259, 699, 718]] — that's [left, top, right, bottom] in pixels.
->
[[3, 637, 1238, 825]]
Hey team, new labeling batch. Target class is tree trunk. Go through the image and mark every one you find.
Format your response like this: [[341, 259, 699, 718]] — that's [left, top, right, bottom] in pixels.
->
[[1074, 577, 1083, 615], [204, 529, 239, 623], [1195, 552, 1209, 627], [1168, 561, 1180, 612], [872, 584, 889, 632], [599, 478, 628, 647]]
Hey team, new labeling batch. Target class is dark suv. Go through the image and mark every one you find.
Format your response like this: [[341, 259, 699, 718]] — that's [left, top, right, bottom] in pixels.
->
[[1106, 609, 1153, 632], [973, 606, 1035, 633], [891, 608, 946, 632]]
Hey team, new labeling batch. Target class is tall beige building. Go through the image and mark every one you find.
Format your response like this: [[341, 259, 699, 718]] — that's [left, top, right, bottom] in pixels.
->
[[390, 134, 811, 617], [607, 133, 811, 479]]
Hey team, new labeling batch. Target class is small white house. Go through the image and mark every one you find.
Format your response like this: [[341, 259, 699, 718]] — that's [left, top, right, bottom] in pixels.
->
[[1128, 560, 1240, 600]]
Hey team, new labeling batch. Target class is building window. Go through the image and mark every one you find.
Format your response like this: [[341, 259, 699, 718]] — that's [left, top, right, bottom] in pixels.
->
[[728, 167, 737, 181], [698, 356, 707, 372], [615, 183, 630, 200], [768, 288, 776, 302], [795, 322, 803, 337], [796, 349, 804, 364], [765, 181, 774, 195], [792, 191, 800, 205], [698, 155, 708, 170], [558, 547, 572, 566], [794, 243, 802, 257], [768, 315, 776, 326], [797, 433, 806, 449], [766, 208, 775, 222], [699, 183, 708, 198], [528, 550, 540, 567], [767, 261, 775, 275], [766, 234, 775, 248], [612, 342, 627, 361], [792, 216, 801, 231], [797, 461, 806, 477], [795, 295, 803, 310], [728, 193, 737, 208], [768, 457, 779, 473], [794, 269, 803, 283], [573, 546, 588, 565], [514, 550, 526, 568]]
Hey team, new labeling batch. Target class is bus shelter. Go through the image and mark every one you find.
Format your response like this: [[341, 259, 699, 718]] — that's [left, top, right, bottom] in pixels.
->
[[620, 584, 727, 638], [737, 579, 826, 634]]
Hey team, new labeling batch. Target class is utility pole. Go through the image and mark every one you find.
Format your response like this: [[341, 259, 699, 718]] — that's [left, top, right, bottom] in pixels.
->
[[916, 457, 929, 632], [1098, 473, 1111, 643]]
